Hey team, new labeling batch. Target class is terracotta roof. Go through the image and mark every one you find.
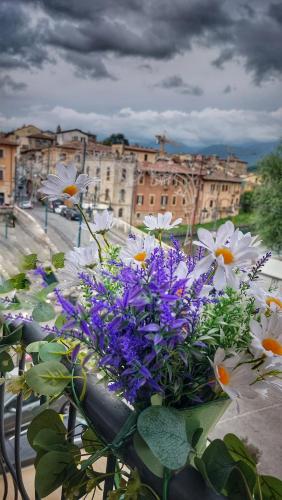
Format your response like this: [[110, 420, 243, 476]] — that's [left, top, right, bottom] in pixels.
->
[[26, 133, 54, 140], [57, 128, 96, 137], [203, 174, 242, 183], [0, 138, 18, 146], [124, 145, 158, 153], [138, 161, 194, 174]]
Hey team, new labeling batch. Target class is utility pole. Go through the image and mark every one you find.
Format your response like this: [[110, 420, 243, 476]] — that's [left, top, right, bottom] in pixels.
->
[[77, 138, 87, 247], [189, 159, 204, 250], [44, 146, 51, 233]]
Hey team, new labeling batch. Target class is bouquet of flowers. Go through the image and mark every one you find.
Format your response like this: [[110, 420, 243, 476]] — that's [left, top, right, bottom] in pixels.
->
[[1, 164, 282, 499]]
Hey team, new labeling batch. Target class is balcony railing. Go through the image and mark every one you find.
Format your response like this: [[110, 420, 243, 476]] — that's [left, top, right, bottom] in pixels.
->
[[0, 322, 222, 499]]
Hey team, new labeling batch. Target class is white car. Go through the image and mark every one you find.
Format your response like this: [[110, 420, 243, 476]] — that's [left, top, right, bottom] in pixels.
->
[[19, 200, 33, 209], [54, 204, 66, 214]]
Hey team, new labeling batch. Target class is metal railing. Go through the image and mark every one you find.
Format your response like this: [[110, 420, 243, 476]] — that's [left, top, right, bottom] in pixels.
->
[[0, 322, 221, 499]]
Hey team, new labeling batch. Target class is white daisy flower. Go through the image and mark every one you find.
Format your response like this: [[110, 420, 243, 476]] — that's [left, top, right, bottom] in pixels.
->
[[193, 221, 260, 290], [212, 348, 257, 400], [120, 235, 157, 266], [250, 313, 282, 358], [144, 212, 182, 231], [38, 163, 95, 203], [247, 283, 282, 313], [57, 261, 83, 289], [84, 210, 114, 234], [258, 357, 282, 393], [65, 243, 99, 267]]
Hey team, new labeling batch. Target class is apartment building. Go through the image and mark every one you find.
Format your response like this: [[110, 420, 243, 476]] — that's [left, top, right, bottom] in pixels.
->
[[111, 143, 158, 162], [0, 138, 17, 206]]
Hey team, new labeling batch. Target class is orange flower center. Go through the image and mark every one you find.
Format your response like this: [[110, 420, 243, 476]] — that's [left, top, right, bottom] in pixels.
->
[[262, 337, 282, 355], [215, 247, 234, 265], [217, 365, 230, 385], [266, 296, 282, 309], [176, 288, 183, 297], [134, 251, 147, 262], [63, 184, 79, 197]]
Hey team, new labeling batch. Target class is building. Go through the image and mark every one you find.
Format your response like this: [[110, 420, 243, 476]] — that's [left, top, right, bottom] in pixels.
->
[[0, 138, 18, 206], [131, 159, 242, 226], [56, 129, 96, 145], [242, 171, 261, 192], [111, 143, 158, 162]]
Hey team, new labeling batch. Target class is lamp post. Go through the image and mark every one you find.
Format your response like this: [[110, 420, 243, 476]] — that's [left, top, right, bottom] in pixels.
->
[[44, 146, 51, 233], [77, 138, 87, 247]]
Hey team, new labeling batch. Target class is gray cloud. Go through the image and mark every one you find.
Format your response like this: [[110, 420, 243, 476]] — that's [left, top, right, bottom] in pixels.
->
[[155, 75, 203, 96], [223, 85, 232, 94], [0, 75, 27, 93], [0, 0, 281, 84]]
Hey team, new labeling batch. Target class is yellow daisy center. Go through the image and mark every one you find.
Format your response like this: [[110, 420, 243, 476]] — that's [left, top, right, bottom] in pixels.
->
[[63, 184, 79, 197], [215, 247, 234, 265], [266, 296, 282, 309], [262, 338, 282, 355], [176, 288, 183, 297], [134, 251, 147, 262], [217, 365, 230, 385]]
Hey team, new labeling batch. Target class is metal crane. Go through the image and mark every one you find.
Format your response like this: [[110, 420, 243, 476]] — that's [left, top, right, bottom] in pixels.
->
[[155, 132, 180, 155]]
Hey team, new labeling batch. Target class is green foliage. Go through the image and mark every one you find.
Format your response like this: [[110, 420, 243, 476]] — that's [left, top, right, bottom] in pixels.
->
[[32, 302, 56, 322], [0, 325, 22, 350], [21, 253, 38, 271], [27, 409, 67, 449], [194, 433, 282, 499], [38, 342, 66, 362], [52, 252, 65, 269], [240, 190, 255, 213], [102, 133, 129, 146], [26, 360, 71, 396], [137, 406, 190, 470], [0, 351, 14, 372], [254, 145, 282, 252], [82, 427, 106, 454], [35, 451, 75, 497], [0, 273, 30, 294]]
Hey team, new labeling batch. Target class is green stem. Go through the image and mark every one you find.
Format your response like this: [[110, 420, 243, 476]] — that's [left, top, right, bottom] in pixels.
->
[[162, 468, 171, 500], [256, 475, 263, 500], [76, 204, 103, 263], [103, 234, 110, 247]]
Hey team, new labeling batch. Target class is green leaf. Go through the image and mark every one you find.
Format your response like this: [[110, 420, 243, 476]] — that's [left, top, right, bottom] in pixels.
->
[[0, 279, 15, 294], [199, 439, 236, 492], [35, 451, 74, 497], [55, 314, 68, 329], [52, 252, 65, 269], [226, 461, 257, 499], [11, 273, 30, 290], [191, 428, 204, 449], [36, 283, 57, 302], [258, 475, 282, 499], [33, 428, 67, 452], [0, 326, 22, 348], [26, 361, 71, 396], [133, 432, 164, 478], [27, 409, 66, 449], [26, 341, 48, 354], [32, 302, 55, 322], [137, 406, 190, 470], [39, 342, 66, 362], [224, 433, 257, 469], [22, 253, 38, 271], [0, 351, 14, 372], [82, 428, 105, 454]]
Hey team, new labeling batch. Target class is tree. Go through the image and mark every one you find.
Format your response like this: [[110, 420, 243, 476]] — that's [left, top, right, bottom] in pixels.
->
[[254, 145, 282, 253], [102, 133, 129, 146], [240, 190, 254, 213]]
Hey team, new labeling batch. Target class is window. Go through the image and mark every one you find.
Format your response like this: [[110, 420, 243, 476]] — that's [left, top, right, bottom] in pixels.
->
[[209, 200, 213, 207], [105, 188, 110, 201], [172, 195, 176, 206], [106, 167, 111, 181], [73, 135, 79, 141], [0, 193, 4, 205], [149, 194, 155, 205], [210, 184, 215, 192], [60, 153, 66, 161], [120, 189, 125, 202], [136, 194, 144, 205], [118, 208, 123, 218], [139, 175, 144, 185], [96, 167, 100, 177], [121, 168, 127, 181], [0, 170, 3, 181], [0, 149, 4, 158], [136, 212, 141, 219], [182, 197, 186, 205], [144, 154, 148, 161], [172, 178, 178, 186], [161, 195, 168, 206]]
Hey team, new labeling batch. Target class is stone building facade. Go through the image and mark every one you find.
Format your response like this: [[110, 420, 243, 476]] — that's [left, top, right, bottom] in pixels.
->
[[0, 138, 17, 206]]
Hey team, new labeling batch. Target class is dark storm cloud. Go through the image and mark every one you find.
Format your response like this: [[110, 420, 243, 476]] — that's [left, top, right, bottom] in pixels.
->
[[155, 75, 204, 96], [0, 75, 27, 92], [223, 85, 232, 94], [1, 0, 282, 84], [0, 1, 50, 71]]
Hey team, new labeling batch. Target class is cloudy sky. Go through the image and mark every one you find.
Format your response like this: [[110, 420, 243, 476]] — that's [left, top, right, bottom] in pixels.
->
[[0, 0, 281, 146]]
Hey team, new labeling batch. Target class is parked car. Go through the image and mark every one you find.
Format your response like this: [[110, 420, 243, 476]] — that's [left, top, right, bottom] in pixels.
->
[[60, 206, 68, 217], [65, 208, 81, 221], [19, 200, 33, 209], [54, 204, 66, 214]]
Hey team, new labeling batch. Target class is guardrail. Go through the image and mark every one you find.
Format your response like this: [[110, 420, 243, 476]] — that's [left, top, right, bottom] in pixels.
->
[[0, 322, 221, 499]]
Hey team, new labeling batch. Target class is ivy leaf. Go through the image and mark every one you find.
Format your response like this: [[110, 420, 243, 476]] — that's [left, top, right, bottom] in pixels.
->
[[198, 439, 236, 492], [52, 252, 65, 269], [224, 433, 257, 469], [27, 409, 67, 449], [35, 451, 74, 497], [39, 342, 66, 362], [22, 253, 38, 271], [32, 302, 55, 322], [137, 406, 190, 470], [33, 428, 67, 452], [26, 361, 70, 396], [82, 428, 106, 454], [225, 461, 257, 499], [257, 475, 282, 499], [0, 351, 14, 372]]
